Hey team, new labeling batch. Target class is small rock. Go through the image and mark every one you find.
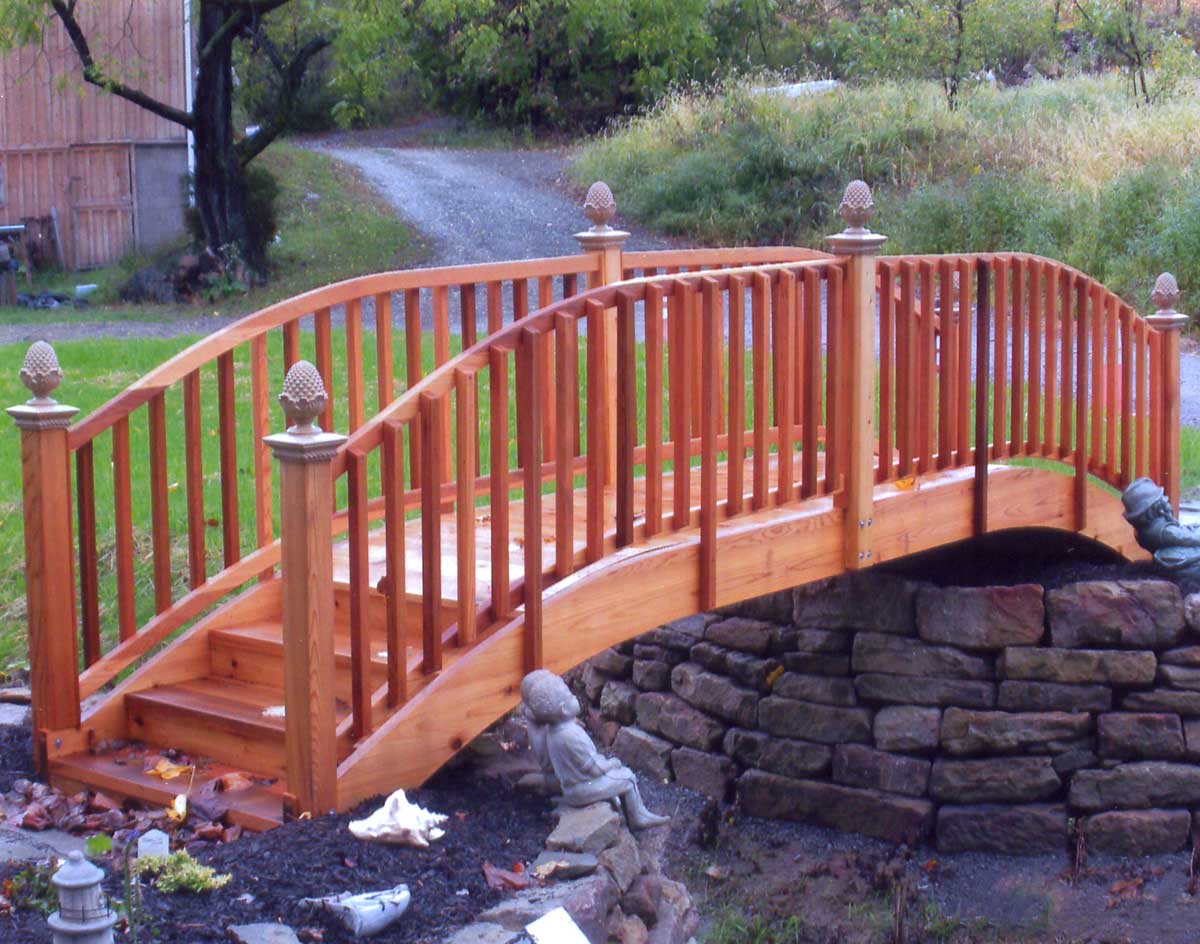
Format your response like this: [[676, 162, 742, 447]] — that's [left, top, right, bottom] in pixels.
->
[[547, 803, 622, 855], [623, 875, 663, 926], [612, 728, 674, 781], [599, 829, 642, 892], [533, 850, 599, 880], [228, 924, 301, 944]]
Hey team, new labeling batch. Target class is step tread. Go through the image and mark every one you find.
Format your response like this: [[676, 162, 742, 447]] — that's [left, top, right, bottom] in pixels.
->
[[127, 677, 350, 733], [211, 625, 412, 669], [50, 748, 284, 831]]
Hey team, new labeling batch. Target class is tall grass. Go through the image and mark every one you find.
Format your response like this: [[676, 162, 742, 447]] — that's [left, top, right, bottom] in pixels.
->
[[573, 75, 1200, 305]]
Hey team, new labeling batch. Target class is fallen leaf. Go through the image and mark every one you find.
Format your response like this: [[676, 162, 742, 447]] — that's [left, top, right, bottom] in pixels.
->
[[894, 475, 918, 491], [483, 861, 532, 890], [146, 759, 192, 781], [166, 793, 188, 823], [765, 665, 785, 689]]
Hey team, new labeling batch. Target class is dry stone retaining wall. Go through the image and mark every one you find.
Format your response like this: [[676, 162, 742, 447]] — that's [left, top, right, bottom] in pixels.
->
[[575, 572, 1200, 856]]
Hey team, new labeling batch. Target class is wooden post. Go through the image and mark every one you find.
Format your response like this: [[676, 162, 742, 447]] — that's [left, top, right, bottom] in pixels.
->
[[264, 361, 346, 818], [9, 342, 80, 774], [574, 182, 629, 486], [826, 182, 887, 570], [1146, 272, 1188, 512]]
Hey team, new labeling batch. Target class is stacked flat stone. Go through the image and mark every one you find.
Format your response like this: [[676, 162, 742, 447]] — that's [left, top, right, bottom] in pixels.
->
[[577, 572, 1200, 857]]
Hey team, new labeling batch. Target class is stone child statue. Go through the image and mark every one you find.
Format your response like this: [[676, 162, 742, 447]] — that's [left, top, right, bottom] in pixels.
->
[[1123, 477, 1200, 580], [520, 670, 669, 830]]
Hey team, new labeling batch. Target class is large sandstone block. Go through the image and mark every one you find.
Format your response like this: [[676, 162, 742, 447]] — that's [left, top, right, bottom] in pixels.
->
[[612, 727, 673, 781], [772, 673, 857, 707], [600, 681, 639, 725], [1157, 665, 1200, 692], [792, 573, 922, 635], [670, 662, 759, 727], [936, 804, 1068, 854], [1082, 809, 1191, 856], [724, 651, 781, 692], [1069, 762, 1200, 809], [1122, 690, 1200, 716], [736, 769, 933, 844], [783, 652, 850, 675], [873, 706, 941, 754], [547, 803, 623, 854], [832, 744, 930, 797], [757, 696, 871, 744], [703, 618, 775, 656], [940, 707, 1091, 756], [997, 681, 1112, 713], [1097, 713, 1185, 760], [851, 632, 991, 680], [999, 648, 1156, 686], [634, 693, 726, 751], [778, 627, 852, 654], [632, 660, 671, 692], [722, 728, 832, 779], [652, 614, 717, 652], [1161, 646, 1200, 667], [929, 757, 1061, 803], [1047, 580, 1184, 650], [855, 674, 996, 709], [592, 648, 633, 678], [917, 585, 1045, 651], [671, 747, 736, 802]]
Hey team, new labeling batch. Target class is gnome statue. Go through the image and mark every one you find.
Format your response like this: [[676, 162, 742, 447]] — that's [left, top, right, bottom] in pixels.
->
[[520, 670, 669, 830], [1122, 477, 1200, 580]]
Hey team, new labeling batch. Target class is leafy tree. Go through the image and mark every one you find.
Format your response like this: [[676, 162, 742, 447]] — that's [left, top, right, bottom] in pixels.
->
[[1071, 0, 1195, 103], [0, 0, 333, 268]]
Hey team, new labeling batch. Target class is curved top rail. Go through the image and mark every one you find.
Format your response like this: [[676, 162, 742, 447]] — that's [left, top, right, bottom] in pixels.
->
[[333, 255, 848, 472], [67, 253, 600, 448], [622, 246, 833, 269]]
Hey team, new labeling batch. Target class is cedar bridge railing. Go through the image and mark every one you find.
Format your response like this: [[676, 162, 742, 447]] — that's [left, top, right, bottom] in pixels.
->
[[261, 183, 1187, 812], [8, 180, 832, 770]]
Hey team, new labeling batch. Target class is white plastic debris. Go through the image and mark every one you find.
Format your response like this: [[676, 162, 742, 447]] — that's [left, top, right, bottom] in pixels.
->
[[527, 907, 590, 944], [262, 705, 286, 719], [348, 788, 447, 848], [300, 885, 411, 937]]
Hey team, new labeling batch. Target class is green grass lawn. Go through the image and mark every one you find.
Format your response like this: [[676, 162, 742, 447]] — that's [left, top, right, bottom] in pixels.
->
[[0, 143, 423, 326]]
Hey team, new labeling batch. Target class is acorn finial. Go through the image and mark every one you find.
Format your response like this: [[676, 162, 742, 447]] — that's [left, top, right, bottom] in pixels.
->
[[1152, 272, 1181, 313], [278, 361, 327, 434], [838, 180, 875, 233], [583, 182, 616, 232], [19, 340, 63, 405]]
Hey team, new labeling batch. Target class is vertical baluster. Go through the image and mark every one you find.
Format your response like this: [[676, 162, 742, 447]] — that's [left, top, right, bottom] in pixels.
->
[[1010, 257, 1026, 454], [1105, 293, 1119, 476], [1150, 329, 1163, 485], [455, 368, 478, 646], [1120, 304, 1134, 486], [616, 290, 637, 546], [937, 258, 956, 468], [877, 262, 894, 482], [487, 281, 503, 334], [826, 266, 845, 492], [563, 273, 578, 303], [555, 313, 578, 574], [375, 292, 395, 410], [897, 263, 916, 477], [217, 351, 240, 567], [803, 267, 822, 496], [917, 260, 936, 472], [419, 392, 444, 675], [148, 392, 171, 613], [347, 449, 372, 739], [727, 275, 746, 513], [1059, 268, 1074, 460], [1027, 259, 1043, 455], [250, 337, 273, 556], [112, 418, 136, 640], [76, 443, 100, 666], [183, 370, 206, 588], [434, 286, 452, 477], [283, 321, 300, 371], [538, 277, 554, 310], [405, 288, 422, 486], [993, 258, 1009, 459], [645, 284, 664, 534], [315, 307, 334, 434], [974, 260, 991, 534], [671, 284, 692, 529], [345, 298, 365, 433], [513, 279, 528, 322], [382, 420, 408, 708], [774, 270, 795, 503], [1043, 263, 1059, 457], [489, 347, 512, 620], [586, 299, 609, 557], [956, 258, 972, 465], [1075, 276, 1090, 527], [518, 328, 544, 672], [1136, 319, 1148, 479], [1087, 282, 1103, 470], [699, 279, 721, 611], [461, 284, 477, 349], [751, 273, 770, 509]]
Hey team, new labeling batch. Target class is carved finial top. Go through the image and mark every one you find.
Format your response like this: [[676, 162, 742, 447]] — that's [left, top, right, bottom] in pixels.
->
[[19, 340, 63, 405], [278, 360, 327, 434], [1152, 272, 1181, 313], [839, 180, 875, 232], [583, 182, 616, 232]]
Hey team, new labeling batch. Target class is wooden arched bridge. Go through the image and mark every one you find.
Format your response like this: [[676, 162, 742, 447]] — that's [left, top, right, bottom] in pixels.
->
[[10, 183, 1187, 828]]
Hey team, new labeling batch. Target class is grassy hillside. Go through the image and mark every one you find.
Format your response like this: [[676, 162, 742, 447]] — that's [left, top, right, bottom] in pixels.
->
[[573, 75, 1200, 306]]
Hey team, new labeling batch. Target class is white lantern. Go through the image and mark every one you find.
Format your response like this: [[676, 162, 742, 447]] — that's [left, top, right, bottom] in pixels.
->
[[48, 850, 117, 944]]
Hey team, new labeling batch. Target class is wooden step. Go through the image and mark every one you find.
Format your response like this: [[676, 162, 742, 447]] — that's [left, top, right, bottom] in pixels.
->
[[50, 748, 285, 832], [125, 677, 348, 780]]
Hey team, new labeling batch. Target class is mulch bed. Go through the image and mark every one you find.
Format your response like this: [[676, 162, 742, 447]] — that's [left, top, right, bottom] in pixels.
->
[[1, 741, 553, 943]]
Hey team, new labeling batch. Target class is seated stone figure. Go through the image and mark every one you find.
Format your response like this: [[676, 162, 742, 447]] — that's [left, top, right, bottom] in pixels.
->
[[1123, 477, 1200, 579], [520, 669, 669, 830]]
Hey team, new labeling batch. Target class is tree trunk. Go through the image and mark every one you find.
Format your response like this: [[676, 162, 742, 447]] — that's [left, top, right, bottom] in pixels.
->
[[193, 3, 252, 266]]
